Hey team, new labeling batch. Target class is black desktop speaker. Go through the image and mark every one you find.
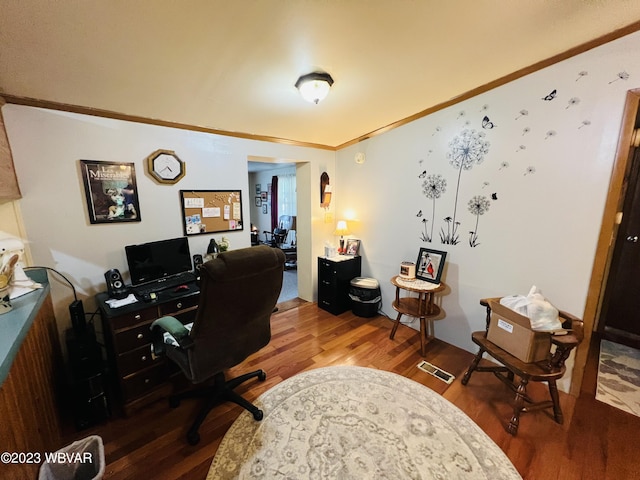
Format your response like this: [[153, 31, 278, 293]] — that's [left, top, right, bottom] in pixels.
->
[[193, 254, 204, 271], [104, 269, 128, 299]]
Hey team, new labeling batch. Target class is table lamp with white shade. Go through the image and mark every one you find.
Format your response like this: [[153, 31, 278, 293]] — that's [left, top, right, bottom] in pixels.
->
[[333, 220, 350, 254]]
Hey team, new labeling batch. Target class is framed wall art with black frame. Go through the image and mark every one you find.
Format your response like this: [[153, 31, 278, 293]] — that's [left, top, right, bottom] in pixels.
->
[[415, 248, 447, 284], [79, 160, 141, 224]]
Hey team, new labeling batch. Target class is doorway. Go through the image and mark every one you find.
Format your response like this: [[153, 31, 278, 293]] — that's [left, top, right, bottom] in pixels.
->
[[598, 127, 640, 348], [248, 159, 310, 306]]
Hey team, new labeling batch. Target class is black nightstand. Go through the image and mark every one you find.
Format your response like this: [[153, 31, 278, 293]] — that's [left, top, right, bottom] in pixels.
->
[[318, 256, 362, 315]]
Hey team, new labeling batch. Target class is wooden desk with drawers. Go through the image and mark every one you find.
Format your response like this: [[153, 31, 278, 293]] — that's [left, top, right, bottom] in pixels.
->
[[95, 286, 199, 415]]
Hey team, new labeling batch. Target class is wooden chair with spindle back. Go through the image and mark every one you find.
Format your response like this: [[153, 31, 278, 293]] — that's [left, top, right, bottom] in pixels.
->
[[461, 297, 583, 435]]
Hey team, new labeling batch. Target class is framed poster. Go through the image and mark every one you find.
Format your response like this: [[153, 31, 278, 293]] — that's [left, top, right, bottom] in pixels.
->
[[415, 248, 447, 284], [79, 160, 141, 224], [180, 190, 243, 235]]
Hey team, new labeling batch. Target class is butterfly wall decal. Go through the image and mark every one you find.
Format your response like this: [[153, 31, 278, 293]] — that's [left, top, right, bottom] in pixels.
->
[[418, 170, 426, 178], [542, 89, 557, 101], [482, 115, 496, 129], [491, 193, 498, 200]]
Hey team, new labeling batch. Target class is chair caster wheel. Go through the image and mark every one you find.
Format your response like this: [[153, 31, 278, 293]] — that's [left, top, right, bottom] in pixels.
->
[[187, 431, 200, 445], [253, 409, 264, 421], [169, 397, 180, 408], [258, 371, 267, 381]]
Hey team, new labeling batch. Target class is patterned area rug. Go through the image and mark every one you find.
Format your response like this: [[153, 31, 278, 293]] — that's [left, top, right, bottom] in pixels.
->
[[208, 366, 521, 479], [596, 340, 640, 417]]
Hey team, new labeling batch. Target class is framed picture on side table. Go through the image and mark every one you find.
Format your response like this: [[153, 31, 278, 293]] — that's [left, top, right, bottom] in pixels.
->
[[415, 248, 447, 284], [344, 239, 361, 256]]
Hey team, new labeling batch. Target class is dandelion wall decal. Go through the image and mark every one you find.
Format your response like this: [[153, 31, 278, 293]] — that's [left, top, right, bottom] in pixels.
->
[[432, 127, 441, 136], [444, 129, 490, 245], [480, 104, 489, 112], [609, 71, 630, 84], [418, 170, 426, 178], [576, 71, 588, 81], [421, 174, 447, 242], [499, 161, 509, 170], [419, 218, 430, 242], [482, 181, 490, 188], [566, 97, 580, 109], [578, 120, 591, 129], [525, 166, 536, 176], [468, 195, 491, 247], [516, 145, 526, 152], [491, 193, 498, 200], [515, 109, 529, 120], [457, 111, 466, 119], [542, 89, 557, 101], [545, 130, 557, 139], [522, 127, 531, 136]]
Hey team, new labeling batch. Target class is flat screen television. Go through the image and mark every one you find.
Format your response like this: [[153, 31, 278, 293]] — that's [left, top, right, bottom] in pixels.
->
[[125, 236, 192, 286]]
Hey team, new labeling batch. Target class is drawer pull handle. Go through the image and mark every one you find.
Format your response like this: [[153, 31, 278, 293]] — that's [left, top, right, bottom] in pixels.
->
[[137, 333, 143, 339], [134, 314, 141, 320], [141, 356, 147, 361], [176, 302, 183, 309], [144, 378, 150, 384]]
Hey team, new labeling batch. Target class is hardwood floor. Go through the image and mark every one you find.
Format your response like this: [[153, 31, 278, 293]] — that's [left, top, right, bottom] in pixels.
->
[[66, 303, 640, 480]]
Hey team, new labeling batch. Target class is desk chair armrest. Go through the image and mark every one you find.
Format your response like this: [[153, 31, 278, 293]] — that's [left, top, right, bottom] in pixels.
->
[[150, 316, 195, 355]]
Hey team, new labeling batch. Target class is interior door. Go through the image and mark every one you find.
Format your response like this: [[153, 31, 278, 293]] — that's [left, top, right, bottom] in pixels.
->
[[600, 141, 640, 338]]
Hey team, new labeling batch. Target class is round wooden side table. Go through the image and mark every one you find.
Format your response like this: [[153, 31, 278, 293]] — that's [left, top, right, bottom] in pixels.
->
[[389, 275, 447, 356]]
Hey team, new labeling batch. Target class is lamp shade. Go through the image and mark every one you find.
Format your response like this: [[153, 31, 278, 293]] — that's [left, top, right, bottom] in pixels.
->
[[333, 220, 350, 236], [295, 72, 334, 104]]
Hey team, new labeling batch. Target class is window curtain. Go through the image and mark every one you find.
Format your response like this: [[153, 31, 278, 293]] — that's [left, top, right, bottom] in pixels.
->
[[270, 175, 278, 230], [278, 173, 297, 217]]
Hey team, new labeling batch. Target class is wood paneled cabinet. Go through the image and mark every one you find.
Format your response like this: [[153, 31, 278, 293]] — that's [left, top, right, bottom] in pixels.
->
[[0, 291, 63, 480], [318, 256, 362, 315], [96, 291, 199, 415]]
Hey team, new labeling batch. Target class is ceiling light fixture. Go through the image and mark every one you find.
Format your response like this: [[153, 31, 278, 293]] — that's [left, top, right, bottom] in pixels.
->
[[295, 72, 334, 104]]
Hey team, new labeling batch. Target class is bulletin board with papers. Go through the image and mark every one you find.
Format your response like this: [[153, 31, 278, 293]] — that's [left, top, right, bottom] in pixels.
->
[[180, 190, 244, 235]]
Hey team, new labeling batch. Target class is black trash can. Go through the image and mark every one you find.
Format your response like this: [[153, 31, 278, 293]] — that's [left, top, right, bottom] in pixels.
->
[[349, 277, 381, 318]]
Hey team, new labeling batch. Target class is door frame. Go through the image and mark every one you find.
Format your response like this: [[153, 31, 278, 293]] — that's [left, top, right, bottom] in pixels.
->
[[577, 88, 640, 395]]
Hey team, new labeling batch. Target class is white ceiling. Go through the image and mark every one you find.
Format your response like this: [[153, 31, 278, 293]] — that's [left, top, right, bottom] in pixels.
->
[[2, 1, 640, 148]]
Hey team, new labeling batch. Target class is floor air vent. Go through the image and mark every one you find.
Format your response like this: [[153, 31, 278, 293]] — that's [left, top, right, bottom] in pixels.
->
[[417, 360, 455, 384]]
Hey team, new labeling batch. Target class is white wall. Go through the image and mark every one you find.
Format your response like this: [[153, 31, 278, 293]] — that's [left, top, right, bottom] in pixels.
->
[[335, 30, 640, 390], [3, 106, 334, 336]]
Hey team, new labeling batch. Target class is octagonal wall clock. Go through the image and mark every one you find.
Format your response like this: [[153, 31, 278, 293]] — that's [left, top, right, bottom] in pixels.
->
[[146, 149, 186, 184]]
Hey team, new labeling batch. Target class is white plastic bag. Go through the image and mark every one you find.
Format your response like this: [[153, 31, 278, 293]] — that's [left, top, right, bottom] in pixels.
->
[[500, 286, 562, 332]]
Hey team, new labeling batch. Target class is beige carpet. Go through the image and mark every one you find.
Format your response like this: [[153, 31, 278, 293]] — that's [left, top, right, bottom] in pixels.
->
[[596, 340, 640, 417], [208, 365, 521, 479]]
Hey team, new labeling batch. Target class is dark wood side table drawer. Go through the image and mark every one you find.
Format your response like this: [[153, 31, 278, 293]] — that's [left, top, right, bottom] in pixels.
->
[[159, 294, 199, 316], [116, 323, 154, 352], [118, 344, 161, 377], [121, 364, 167, 401], [110, 307, 158, 331]]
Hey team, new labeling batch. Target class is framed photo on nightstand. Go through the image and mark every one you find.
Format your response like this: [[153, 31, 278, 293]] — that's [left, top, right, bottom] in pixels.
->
[[415, 248, 446, 283], [345, 239, 360, 256]]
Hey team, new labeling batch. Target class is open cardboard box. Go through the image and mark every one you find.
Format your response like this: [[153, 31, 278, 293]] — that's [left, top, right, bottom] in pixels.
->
[[487, 299, 551, 363]]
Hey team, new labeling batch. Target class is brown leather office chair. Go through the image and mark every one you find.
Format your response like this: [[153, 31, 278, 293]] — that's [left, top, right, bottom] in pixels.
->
[[461, 298, 583, 435], [151, 245, 285, 445]]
